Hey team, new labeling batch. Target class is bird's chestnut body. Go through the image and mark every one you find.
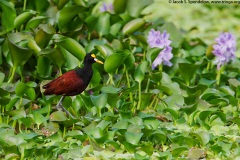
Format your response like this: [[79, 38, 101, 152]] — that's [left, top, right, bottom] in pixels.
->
[[42, 53, 103, 116]]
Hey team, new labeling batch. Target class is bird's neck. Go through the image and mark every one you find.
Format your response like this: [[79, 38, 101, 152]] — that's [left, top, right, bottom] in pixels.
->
[[75, 63, 93, 85]]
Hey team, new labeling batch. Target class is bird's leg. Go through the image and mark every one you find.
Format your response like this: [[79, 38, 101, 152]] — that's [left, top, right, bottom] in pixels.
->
[[56, 96, 74, 118], [56, 96, 65, 111]]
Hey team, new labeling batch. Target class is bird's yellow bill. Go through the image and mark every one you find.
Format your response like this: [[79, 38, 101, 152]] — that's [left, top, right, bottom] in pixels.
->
[[91, 54, 103, 64], [94, 59, 103, 64]]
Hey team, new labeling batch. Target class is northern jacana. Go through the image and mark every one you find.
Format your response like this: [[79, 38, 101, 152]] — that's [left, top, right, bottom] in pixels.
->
[[43, 53, 103, 117]]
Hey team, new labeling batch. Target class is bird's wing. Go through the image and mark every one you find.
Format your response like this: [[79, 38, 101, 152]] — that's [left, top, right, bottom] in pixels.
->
[[43, 70, 84, 96]]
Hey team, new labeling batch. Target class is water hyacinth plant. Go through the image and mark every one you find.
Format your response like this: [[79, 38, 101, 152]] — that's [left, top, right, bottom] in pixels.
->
[[1, 0, 240, 159], [147, 29, 173, 70], [212, 32, 236, 85], [212, 32, 236, 69]]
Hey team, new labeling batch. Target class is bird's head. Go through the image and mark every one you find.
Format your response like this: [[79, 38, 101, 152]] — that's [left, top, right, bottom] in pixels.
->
[[84, 53, 103, 65]]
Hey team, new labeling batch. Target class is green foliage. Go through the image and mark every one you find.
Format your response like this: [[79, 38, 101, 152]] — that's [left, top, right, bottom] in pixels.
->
[[0, 0, 240, 159]]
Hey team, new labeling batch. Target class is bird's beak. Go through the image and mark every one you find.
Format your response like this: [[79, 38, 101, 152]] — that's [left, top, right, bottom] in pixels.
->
[[91, 54, 103, 64], [94, 58, 104, 64]]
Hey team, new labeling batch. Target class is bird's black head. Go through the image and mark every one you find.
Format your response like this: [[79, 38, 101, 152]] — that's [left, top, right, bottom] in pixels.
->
[[84, 53, 103, 65]]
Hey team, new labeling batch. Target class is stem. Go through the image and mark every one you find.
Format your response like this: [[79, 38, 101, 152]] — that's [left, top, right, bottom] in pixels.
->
[[145, 78, 150, 93], [12, 120, 17, 128], [206, 62, 211, 71], [63, 126, 66, 138], [126, 68, 133, 105], [216, 66, 223, 86], [23, 0, 27, 11], [8, 66, 17, 83], [109, 74, 115, 86], [137, 82, 142, 111], [149, 95, 157, 108]]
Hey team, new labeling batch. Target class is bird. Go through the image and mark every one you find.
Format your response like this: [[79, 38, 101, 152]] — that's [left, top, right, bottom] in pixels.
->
[[43, 53, 103, 117]]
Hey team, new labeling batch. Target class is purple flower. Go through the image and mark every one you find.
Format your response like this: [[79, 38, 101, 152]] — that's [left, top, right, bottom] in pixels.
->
[[100, 2, 114, 13], [148, 29, 171, 48], [212, 32, 236, 69], [152, 46, 173, 70], [147, 29, 173, 70]]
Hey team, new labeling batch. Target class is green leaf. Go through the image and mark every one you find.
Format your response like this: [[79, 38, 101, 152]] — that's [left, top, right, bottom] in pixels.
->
[[160, 22, 183, 48], [178, 63, 199, 85], [26, 16, 48, 29], [124, 132, 143, 145], [146, 48, 161, 64], [188, 148, 205, 160], [96, 120, 111, 131], [149, 129, 167, 143], [0, 72, 5, 85], [14, 10, 37, 30], [50, 111, 68, 121], [15, 82, 36, 100], [57, 5, 84, 31], [113, 0, 127, 13], [110, 22, 123, 36], [34, 24, 55, 49], [122, 18, 145, 35], [7, 32, 33, 67], [134, 61, 148, 83], [126, 0, 153, 17], [112, 120, 128, 130], [172, 146, 188, 157], [101, 85, 121, 94], [5, 108, 26, 119], [90, 92, 108, 109], [96, 12, 111, 36], [95, 44, 114, 57], [104, 50, 130, 73], [56, 35, 86, 61], [143, 118, 160, 130], [37, 56, 52, 78], [89, 127, 103, 139], [0, 0, 16, 34], [33, 112, 47, 126], [5, 97, 19, 111]]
